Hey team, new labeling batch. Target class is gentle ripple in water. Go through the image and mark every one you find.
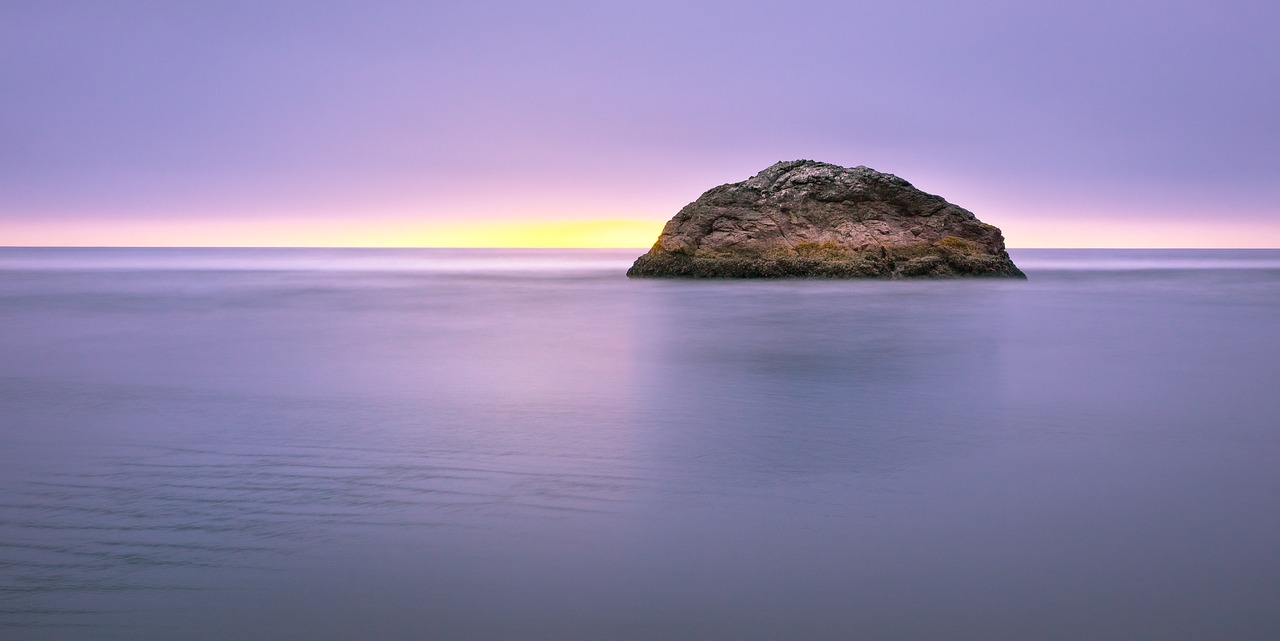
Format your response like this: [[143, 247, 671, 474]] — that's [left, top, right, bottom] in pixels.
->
[[2, 248, 1279, 640]]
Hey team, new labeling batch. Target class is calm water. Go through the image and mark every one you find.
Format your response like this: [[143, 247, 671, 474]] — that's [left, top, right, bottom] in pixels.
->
[[2, 248, 1278, 640]]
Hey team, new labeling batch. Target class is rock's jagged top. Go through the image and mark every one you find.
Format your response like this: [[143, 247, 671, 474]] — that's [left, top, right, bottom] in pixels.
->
[[627, 160, 1025, 279]]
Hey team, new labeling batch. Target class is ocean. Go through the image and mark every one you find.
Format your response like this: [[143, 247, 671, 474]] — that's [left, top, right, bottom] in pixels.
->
[[2, 248, 1278, 640]]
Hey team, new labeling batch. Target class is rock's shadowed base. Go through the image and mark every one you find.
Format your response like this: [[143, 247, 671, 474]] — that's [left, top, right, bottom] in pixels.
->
[[627, 242, 1024, 279]]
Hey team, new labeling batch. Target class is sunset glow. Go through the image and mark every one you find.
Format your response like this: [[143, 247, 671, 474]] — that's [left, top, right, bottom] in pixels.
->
[[6, 216, 1280, 249], [0, 218, 666, 248]]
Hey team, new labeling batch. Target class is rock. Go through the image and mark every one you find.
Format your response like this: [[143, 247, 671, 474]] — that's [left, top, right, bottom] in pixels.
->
[[627, 160, 1025, 279]]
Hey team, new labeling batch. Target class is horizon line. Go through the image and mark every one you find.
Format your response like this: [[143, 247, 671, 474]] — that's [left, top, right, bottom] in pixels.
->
[[6, 216, 1280, 249], [4, 245, 1280, 251]]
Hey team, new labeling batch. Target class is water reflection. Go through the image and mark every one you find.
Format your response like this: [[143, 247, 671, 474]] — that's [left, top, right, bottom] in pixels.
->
[[631, 280, 1012, 483]]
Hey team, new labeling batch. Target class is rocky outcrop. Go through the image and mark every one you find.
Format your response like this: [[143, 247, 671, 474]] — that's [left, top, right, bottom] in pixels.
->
[[627, 160, 1025, 279]]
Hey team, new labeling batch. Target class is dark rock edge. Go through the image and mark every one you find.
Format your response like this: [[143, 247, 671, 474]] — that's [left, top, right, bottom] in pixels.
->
[[627, 238, 1025, 279]]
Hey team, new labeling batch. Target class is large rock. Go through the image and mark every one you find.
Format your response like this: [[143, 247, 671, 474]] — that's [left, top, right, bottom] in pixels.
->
[[627, 160, 1025, 279]]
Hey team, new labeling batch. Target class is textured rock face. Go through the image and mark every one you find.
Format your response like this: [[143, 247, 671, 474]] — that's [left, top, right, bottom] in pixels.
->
[[627, 160, 1025, 279]]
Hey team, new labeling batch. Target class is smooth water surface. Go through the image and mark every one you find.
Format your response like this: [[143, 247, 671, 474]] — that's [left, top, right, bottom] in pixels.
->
[[2, 248, 1278, 640]]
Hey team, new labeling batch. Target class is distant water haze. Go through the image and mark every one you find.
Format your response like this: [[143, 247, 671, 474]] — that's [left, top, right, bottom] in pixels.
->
[[2, 248, 1279, 640]]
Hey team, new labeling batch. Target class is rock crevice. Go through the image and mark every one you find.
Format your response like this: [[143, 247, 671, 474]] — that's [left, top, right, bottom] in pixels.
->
[[627, 160, 1025, 279]]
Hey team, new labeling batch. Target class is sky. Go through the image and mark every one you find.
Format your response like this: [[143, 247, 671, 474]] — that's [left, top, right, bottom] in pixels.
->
[[2, 0, 1278, 247]]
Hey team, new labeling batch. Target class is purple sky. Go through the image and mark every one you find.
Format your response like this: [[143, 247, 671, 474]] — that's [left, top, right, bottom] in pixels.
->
[[3, 0, 1278, 246]]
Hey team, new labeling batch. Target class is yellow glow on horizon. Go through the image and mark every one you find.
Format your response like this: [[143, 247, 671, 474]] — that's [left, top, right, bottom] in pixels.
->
[[3, 215, 1279, 248], [406, 219, 664, 248], [1, 218, 667, 248]]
